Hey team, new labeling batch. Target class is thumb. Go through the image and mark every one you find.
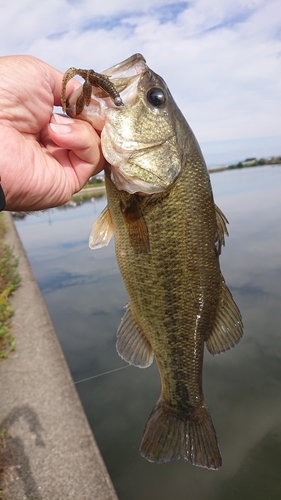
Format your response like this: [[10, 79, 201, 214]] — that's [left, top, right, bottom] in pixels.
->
[[48, 113, 106, 175]]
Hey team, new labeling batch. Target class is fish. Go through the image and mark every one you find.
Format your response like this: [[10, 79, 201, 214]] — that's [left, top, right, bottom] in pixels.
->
[[63, 53, 243, 469]]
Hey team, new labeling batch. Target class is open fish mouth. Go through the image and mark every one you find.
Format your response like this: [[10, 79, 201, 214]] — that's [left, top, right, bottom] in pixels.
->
[[102, 53, 147, 81], [65, 54, 148, 128], [103, 54, 148, 109]]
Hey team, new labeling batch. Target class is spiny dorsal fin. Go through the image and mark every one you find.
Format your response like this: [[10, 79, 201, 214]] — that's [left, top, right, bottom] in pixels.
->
[[206, 280, 243, 355], [89, 205, 114, 250], [116, 302, 154, 368], [215, 204, 229, 256]]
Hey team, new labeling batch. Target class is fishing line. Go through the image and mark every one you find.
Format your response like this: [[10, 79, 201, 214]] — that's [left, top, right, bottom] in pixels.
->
[[74, 364, 131, 385], [27, 365, 132, 408]]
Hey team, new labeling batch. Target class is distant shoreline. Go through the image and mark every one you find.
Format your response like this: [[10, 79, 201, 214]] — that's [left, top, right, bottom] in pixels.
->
[[77, 185, 106, 195], [208, 155, 281, 174], [208, 163, 280, 174], [80, 158, 281, 194]]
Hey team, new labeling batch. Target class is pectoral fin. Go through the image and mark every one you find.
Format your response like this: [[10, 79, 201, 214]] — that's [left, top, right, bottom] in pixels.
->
[[206, 280, 243, 355], [120, 196, 150, 253], [89, 205, 114, 249], [116, 302, 154, 368]]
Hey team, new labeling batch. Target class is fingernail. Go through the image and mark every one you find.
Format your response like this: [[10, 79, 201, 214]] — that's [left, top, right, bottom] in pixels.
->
[[50, 122, 72, 135], [52, 113, 74, 125]]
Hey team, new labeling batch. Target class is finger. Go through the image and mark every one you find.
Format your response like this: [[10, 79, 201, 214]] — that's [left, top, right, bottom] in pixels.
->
[[41, 114, 106, 188], [49, 113, 105, 168]]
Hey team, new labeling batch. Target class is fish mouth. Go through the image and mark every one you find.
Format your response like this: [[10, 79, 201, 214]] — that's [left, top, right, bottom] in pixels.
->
[[65, 54, 148, 129], [102, 53, 147, 79]]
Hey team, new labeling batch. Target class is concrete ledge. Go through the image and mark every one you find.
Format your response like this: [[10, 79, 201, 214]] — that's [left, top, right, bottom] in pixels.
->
[[0, 213, 118, 500]]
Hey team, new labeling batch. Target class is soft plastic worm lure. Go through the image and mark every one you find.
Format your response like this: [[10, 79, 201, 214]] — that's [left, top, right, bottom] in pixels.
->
[[61, 67, 123, 115]]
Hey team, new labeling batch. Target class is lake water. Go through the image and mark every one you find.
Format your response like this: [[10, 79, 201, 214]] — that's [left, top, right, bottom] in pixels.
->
[[15, 165, 281, 500]]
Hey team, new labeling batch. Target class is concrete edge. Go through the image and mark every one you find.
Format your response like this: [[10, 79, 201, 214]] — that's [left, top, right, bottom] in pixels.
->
[[0, 212, 119, 500]]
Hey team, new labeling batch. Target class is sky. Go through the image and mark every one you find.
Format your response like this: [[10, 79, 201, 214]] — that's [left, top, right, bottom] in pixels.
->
[[0, 0, 280, 166]]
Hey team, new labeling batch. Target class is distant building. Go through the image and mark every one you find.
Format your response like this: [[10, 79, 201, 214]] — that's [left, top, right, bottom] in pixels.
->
[[242, 158, 257, 166]]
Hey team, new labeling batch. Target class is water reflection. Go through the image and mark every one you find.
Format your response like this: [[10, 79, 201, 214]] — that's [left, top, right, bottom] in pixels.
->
[[15, 166, 281, 500]]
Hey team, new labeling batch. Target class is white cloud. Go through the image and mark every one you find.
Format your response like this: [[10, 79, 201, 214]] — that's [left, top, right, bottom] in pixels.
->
[[0, 0, 280, 163]]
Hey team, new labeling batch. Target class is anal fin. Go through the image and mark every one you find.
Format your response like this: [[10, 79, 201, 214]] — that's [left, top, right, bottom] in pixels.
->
[[116, 302, 154, 368], [206, 280, 243, 355]]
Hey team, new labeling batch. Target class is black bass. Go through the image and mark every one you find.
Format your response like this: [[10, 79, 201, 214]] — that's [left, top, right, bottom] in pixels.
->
[[62, 54, 243, 469]]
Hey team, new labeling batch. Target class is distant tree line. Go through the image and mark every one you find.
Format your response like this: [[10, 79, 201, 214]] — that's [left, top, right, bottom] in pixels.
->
[[87, 175, 105, 185], [228, 156, 281, 169]]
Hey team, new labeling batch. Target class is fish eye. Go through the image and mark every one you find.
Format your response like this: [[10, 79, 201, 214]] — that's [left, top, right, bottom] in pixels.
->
[[146, 87, 166, 107]]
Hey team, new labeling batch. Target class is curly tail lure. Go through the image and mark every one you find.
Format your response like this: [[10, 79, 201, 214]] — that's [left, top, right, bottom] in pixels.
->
[[61, 67, 124, 115]]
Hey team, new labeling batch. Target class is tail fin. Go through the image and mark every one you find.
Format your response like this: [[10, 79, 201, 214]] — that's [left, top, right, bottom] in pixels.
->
[[140, 401, 222, 470]]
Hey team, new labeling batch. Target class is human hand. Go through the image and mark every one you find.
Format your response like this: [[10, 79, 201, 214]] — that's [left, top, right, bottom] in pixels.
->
[[0, 55, 106, 211]]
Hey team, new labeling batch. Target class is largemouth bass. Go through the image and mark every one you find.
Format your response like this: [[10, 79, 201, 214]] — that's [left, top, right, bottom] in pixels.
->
[[62, 54, 243, 469]]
